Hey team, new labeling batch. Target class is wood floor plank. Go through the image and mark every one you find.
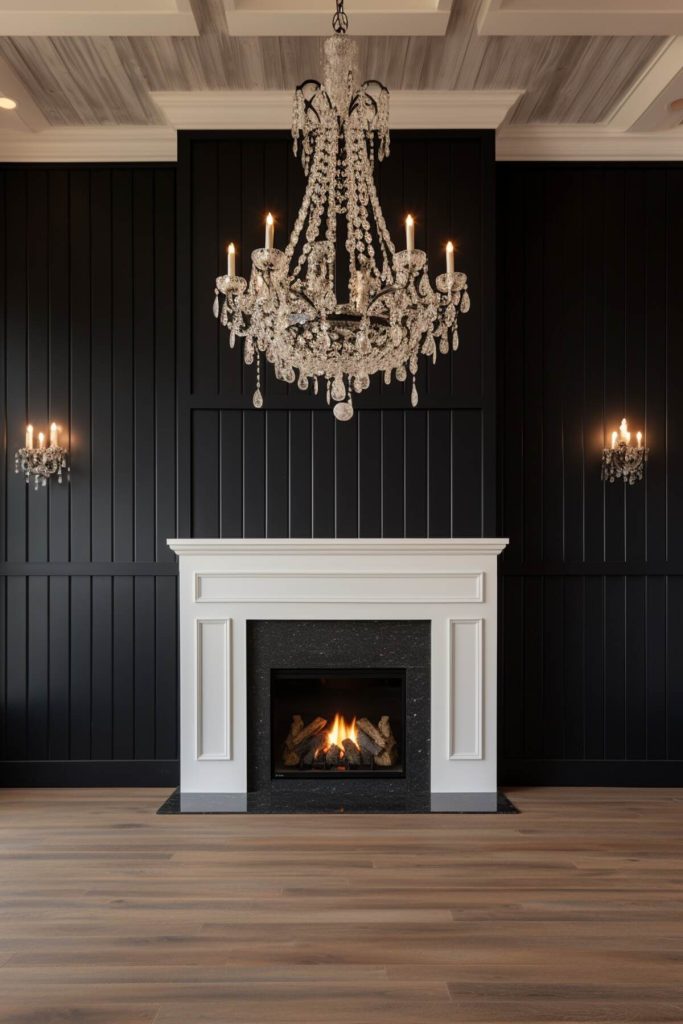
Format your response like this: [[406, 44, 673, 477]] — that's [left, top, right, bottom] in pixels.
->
[[0, 787, 682, 1023]]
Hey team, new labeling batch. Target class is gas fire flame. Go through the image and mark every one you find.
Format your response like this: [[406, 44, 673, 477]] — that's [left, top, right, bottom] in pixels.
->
[[323, 713, 359, 757]]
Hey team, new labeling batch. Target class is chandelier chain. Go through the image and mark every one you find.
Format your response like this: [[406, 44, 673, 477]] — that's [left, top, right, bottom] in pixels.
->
[[332, 0, 348, 34]]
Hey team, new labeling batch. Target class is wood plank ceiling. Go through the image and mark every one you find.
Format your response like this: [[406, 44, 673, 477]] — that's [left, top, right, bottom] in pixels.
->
[[0, 0, 664, 128]]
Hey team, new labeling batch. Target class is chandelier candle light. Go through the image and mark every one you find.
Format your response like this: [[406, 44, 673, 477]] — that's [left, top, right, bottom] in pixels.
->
[[15, 423, 68, 489], [213, 0, 470, 421], [601, 418, 648, 485]]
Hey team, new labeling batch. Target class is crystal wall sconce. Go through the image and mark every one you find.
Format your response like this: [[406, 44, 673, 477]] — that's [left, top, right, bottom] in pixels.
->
[[601, 418, 648, 485], [15, 423, 68, 490]]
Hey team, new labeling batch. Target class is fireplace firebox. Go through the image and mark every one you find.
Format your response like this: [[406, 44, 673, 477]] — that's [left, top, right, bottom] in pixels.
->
[[271, 669, 406, 779]]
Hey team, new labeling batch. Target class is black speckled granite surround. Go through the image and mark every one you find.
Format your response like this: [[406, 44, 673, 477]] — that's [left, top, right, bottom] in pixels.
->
[[247, 620, 430, 799]]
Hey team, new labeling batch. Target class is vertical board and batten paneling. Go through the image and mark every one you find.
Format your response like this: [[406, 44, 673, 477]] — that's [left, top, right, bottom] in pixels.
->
[[178, 130, 496, 542], [1, 131, 495, 785], [0, 166, 178, 784], [498, 163, 683, 785]]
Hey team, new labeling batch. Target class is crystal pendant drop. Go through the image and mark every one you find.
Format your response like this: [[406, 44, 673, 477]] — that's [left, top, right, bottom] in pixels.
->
[[213, 293, 219, 318], [439, 337, 449, 355], [452, 328, 459, 351], [411, 379, 419, 408], [461, 290, 470, 313], [331, 377, 346, 402], [333, 400, 354, 421], [253, 388, 263, 409], [229, 330, 236, 349]]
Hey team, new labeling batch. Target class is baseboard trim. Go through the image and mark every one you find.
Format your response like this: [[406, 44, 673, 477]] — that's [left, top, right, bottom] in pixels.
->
[[501, 759, 683, 786], [0, 760, 179, 787]]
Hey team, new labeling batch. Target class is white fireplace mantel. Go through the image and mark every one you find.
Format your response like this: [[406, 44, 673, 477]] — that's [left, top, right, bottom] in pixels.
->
[[168, 538, 508, 795]]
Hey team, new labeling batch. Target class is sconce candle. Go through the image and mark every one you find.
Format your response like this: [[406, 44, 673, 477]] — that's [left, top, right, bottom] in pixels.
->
[[15, 423, 68, 490], [226, 243, 236, 278], [265, 213, 274, 250], [602, 417, 648, 485]]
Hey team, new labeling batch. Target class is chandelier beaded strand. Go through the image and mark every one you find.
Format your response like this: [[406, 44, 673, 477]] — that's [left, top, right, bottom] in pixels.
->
[[213, 0, 470, 421]]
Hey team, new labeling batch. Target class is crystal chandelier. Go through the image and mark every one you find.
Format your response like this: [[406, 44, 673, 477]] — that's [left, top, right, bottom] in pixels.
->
[[213, 0, 470, 421]]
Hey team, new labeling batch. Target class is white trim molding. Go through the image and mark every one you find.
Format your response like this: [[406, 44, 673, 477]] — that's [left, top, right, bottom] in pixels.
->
[[222, 0, 453, 36], [151, 89, 524, 131], [0, 126, 177, 163], [195, 618, 232, 761], [169, 538, 509, 558], [448, 618, 483, 761], [497, 124, 683, 161], [168, 537, 508, 794]]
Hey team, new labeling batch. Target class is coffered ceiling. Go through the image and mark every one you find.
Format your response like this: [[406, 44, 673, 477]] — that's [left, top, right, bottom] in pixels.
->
[[0, 0, 681, 160]]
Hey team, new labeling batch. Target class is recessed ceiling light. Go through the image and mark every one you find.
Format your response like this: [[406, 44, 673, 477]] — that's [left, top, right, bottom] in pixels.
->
[[0, 97, 17, 110], [670, 98, 683, 112]]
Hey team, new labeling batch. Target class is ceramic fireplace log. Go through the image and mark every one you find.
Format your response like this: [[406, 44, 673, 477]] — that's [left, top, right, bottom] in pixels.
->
[[342, 738, 361, 765], [378, 716, 391, 740], [325, 744, 341, 766], [357, 718, 387, 751], [357, 730, 382, 762], [374, 716, 398, 766], [285, 716, 327, 751], [375, 739, 398, 767]]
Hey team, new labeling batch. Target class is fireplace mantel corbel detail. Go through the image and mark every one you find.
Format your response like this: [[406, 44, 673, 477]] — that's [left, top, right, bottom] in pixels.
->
[[167, 538, 508, 797]]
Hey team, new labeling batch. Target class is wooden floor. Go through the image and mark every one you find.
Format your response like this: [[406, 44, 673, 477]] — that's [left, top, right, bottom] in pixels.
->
[[0, 789, 682, 1024]]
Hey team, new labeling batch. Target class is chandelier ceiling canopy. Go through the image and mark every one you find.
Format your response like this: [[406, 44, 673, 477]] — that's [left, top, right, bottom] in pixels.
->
[[214, 0, 470, 421]]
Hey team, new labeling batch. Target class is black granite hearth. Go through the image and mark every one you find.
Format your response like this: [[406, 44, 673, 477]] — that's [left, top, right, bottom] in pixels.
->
[[157, 789, 518, 814]]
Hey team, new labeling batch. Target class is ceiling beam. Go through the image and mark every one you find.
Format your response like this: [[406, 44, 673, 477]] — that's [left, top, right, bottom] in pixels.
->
[[222, 0, 452, 36], [608, 37, 683, 131], [0, 0, 198, 36], [151, 89, 524, 130], [478, 0, 683, 36]]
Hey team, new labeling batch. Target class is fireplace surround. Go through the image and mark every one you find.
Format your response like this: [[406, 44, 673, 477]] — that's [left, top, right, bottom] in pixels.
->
[[167, 538, 508, 807], [248, 619, 431, 798]]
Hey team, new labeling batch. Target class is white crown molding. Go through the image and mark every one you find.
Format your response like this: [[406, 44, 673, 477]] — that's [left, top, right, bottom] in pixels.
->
[[497, 124, 683, 161], [478, 0, 683, 36], [0, 126, 177, 162], [2, 104, 683, 164], [0, 0, 198, 36], [222, 0, 452, 36], [167, 539, 511, 558], [151, 89, 524, 130]]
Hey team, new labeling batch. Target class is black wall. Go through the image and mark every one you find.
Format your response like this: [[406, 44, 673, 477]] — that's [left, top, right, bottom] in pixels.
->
[[3, 147, 681, 787], [0, 131, 495, 784], [498, 163, 683, 785], [0, 165, 178, 784], [177, 131, 496, 541]]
